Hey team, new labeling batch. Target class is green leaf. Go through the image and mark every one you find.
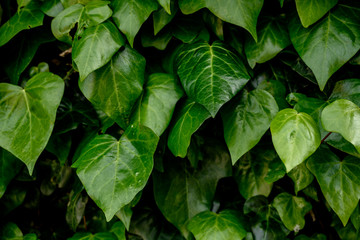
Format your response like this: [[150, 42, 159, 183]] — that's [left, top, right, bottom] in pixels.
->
[[130, 73, 184, 136], [265, 155, 286, 183], [46, 133, 72, 165], [0, 222, 23, 240], [326, 133, 360, 158], [289, 2, 360, 90], [157, 0, 171, 14], [78, 1, 112, 28], [321, 99, 360, 153], [351, 204, 360, 231], [270, 108, 321, 172], [153, 139, 232, 237], [176, 41, 250, 117], [256, 80, 288, 110], [0, 72, 64, 174], [153, 7, 176, 35], [115, 191, 142, 230], [110, 222, 126, 240], [79, 46, 145, 129], [24, 233, 38, 240], [245, 16, 290, 68], [0, 148, 22, 198], [68, 232, 116, 240], [273, 192, 312, 232], [167, 99, 211, 158], [307, 146, 360, 225], [72, 124, 159, 221], [0, 184, 27, 217], [172, 15, 209, 44], [111, 0, 158, 47], [187, 210, 247, 240], [329, 79, 360, 106], [73, 21, 125, 81], [288, 163, 314, 194], [0, 3, 44, 47], [221, 89, 278, 164], [141, 28, 172, 50], [295, 0, 338, 28], [178, 0, 264, 41], [66, 182, 88, 231], [41, 0, 64, 17]]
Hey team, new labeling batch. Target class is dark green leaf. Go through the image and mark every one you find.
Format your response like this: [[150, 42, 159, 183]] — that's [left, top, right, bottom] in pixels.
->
[[0, 222, 23, 240], [329, 79, 360, 106], [68, 232, 117, 240], [66, 182, 88, 231], [153, 7, 176, 35], [265, 156, 286, 183], [294, 234, 326, 240], [351, 204, 360, 231], [115, 192, 142, 230], [46, 133, 72, 165], [0, 148, 22, 198], [187, 210, 247, 240], [141, 28, 172, 50], [176, 41, 250, 117], [110, 222, 126, 240], [203, 11, 224, 41], [41, 0, 64, 17], [288, 163, 314, 194], [255, 79, 288, 110], [172, 15, 209, 44], [157, 0, 171, 14], [0, 185, 27, 217], [0, 72, 64, 174]]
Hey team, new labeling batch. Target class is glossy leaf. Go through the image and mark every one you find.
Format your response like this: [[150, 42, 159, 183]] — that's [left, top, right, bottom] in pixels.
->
[[178, 0, 263, 41], [289, 2, 360, 90], [270, 108, 321, 172], [153, 7, 176, 35], [68, 232, 116, 240], [167, 99, 211, 158], [329, 79, 360, 106], [273, 192, 312, 232], [321, 99, 360, 152], [72, 125, 159, 221], [0, 72, 64, 174], [41, 0, 64, 17], [176, 41, 250, 117], [307, 146, 360, 225], [221, 89, 278, 164], [187, 210, 247, 240], [245, 16, 290, 68], [111, 0, 158, 47], [0, 148, 22, 198], [78, 1, 112, 28], [130, 73, 184, 136], [79, 46, 145, 129], [73, 21, 125, 81], [288, 163, 314, 194], [110, 222, 126, 240], [265, 155, 286, 183], [295, 0, 338, 28], [157, 0, 171, 14]]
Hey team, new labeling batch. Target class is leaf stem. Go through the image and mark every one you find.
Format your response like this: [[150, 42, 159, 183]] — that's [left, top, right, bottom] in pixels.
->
[[321, 132, 332, 144]]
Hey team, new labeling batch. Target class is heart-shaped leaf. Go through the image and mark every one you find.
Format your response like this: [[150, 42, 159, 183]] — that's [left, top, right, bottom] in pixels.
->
[[321, 99, 360, 152], [307, 146, 360, 225], [0, 72, 64, 174], [288, 163, 314, 194], [221, 89, 278, 164], [79, 46, 146, 129], [176, 41, 250, 117], [289, 2, 360, 90], [72, 125, 158, 221], [187, 210, 247, 240], [0, 148, 22, 198], [157, 0, 171, 14], [270, 109, 321, 172]]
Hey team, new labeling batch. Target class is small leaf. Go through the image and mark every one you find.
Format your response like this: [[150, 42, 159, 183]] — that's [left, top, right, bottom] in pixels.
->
[[321, 99, 360, 153], [66, 182, 88, 231], [187, 210, 247, 240], [153, 7, 176, 35], [270, 108, 321, 172], [273, 192, 312, 232], [68, 232, 117, 240], [110, 222, 126, 240], [288, 163, 314, 194], [157, 0, 171, 14], [176, 41, 250, 117], [0, 222, 23, 239], [0, 72, 65, 174], [72, 124, 158, 221], [40, 0, 64, 17], [329, 79, 360, 106], [0, 148, 22, 198]]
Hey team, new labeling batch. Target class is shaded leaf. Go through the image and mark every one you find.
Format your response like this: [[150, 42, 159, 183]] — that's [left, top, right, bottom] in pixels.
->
[[153, 6, 176, 35], [0, 148, 22, 198], [0, 222, 23, 240], [288, 162, 314, 194], [68, 232, 116, 240], [110, 222, 126, 240], [66, 181, 88, 231], [329, 79, 360, 106], [157, 0, 171, 14]]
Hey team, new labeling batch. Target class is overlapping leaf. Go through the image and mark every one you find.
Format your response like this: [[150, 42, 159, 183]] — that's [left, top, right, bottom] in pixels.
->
[[288, 163, 314, 194], [0, 148, 22, 198]]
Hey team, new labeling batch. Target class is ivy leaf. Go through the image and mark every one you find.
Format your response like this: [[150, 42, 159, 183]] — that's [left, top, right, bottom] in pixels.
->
[[307, 146, 360, 225], [0, 2, 44, 47], [270, 109, 321, 172], [321, 99, 360, 153], [221, 89, 278, 164], [0, 148, 22, 198], [329, 79, 360, 106], [288, 163, 314, 194], [40, 0, 64, 17], [68, 232, 116, 240], [110, 222, 126, 240], [72, 125, 159, 221], [245, 16, 290, 68], [111, 0, 158, 47], [153, 7, 176, 35], [79, 46, 145, 129], [78, 1, 112, 28], [289, 2, 360, 90], [295, 0, 338, 28], [0, 222, 23, 239], [0, 72, 64, 174], [187, 210, 247, 240], [178, 0, 263, 41], [272, 192, 312, 232], [167, 99, 211, 158], [130, 73, 184, 136], [157, 0, 171, 14], [176, 41, 250, 117]]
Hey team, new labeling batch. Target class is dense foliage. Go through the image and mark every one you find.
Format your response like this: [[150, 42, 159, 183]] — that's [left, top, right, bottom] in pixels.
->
[[1, 0, 360, 239]]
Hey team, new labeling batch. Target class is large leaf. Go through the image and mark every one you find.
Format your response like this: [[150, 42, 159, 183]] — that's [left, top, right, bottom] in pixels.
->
[[0, 72, 64, 174], [272, 192, 312, 232], [72, 21, 125, 81], [270, 108, 321, 172], [187, 210, 247, 240], [111, 0, 158, 47], [0, 2, 44, 47], [176, 41, 250, 117], [295, 0, 338, 28], [321, 99, 360, 152], [221, 89, 278, 164], [153, 139, 232, 237], [178, 0, 263, 41], [289, 2, 360, 90], [72, 125, 159, 221], [307, 146, 360, 225], [167, 99, 211, 158], [130, 73, 184, 136], [245, 16, 290, 68], [0, 148, 22, 198], [79, 46, 146, 129]]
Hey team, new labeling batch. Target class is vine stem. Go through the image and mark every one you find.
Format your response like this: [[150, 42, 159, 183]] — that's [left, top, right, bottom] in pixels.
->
[[321, 132, 332, 144]]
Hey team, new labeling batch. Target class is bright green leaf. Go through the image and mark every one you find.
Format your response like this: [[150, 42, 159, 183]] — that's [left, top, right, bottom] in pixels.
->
[[157, 0, 171, 14], [288, 163, 314, 194], [0, 148, 22, 199], [0, 72, 64, 174], [78, 1, 112, 28], [176, 41, 250, 117]]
